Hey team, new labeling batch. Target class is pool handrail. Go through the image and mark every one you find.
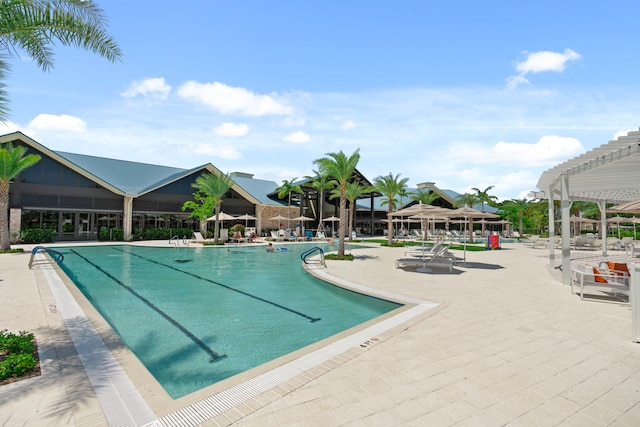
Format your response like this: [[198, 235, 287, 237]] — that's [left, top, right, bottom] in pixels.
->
[[29, 245, 64, 268], [300, 246, 326, 267]]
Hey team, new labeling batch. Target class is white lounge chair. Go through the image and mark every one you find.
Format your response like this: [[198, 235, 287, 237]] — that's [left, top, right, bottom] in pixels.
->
[[193, 231, 207, 243]]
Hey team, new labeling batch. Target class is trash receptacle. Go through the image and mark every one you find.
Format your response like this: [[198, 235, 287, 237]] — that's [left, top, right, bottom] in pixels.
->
[[487, 234, 500, 250]]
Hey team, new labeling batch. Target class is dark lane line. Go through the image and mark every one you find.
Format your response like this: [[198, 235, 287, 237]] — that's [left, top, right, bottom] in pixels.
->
[[112, 247, 321, 323], [69, 249, 227, 363]]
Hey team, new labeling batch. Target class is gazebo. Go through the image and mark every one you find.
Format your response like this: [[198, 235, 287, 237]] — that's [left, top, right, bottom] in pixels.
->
[[534, 129, 640, 285]]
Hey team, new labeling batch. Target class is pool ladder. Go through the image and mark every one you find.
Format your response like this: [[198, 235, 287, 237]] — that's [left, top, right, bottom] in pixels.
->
[[28, 246, 64, 269], [169, 235, 190, 247], [300, 246, 326, 267]]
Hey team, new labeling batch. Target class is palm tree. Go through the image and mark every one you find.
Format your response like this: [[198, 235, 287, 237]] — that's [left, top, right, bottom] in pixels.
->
[[331, 181, 370, 241], [411, 189, 440, 205], [455, 192, 478, 243], [373, 173, 409, 246], [304, 169, 336, 233], [471, 185, 498, 236], [275, 178, 303, 230], [193, 172, 233, 244], [1, 143, 40, 250], [0, 0, 123, 121], [314, 149, 361, 257], [471, 185, 498, 212], [498, 198, 532, 237]]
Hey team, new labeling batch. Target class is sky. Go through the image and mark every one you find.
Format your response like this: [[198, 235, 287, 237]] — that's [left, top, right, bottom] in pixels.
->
[[3, 0, 640, 201]]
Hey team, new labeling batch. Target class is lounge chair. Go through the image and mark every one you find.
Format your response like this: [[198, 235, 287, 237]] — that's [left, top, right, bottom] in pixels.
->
[[270, 230, 285, 242], [396, 244, 455, 272], [571, 263, 629, 300], [193, 231, 207, 243]]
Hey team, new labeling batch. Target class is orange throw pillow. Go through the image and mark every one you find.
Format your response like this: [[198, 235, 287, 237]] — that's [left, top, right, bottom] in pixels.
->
[[607, 261, 629, 276], [592, 266, 608, 284]]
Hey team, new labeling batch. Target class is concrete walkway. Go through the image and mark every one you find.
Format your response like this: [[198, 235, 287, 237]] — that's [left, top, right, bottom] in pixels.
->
[[1, 242, 640, 426]]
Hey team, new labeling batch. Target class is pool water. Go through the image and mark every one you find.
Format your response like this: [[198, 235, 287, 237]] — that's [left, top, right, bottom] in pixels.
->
[[55, 244, 402, 398]]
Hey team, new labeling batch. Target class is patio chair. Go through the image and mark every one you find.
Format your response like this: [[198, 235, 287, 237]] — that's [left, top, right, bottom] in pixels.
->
[[270, 230, 284, 241], [193, 231, 207, 243], [571, 263, 629, 300]]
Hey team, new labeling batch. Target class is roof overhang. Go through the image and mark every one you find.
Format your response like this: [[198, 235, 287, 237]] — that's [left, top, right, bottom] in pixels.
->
[[0, 131, 126, 195], [535, 129, 640, 203]]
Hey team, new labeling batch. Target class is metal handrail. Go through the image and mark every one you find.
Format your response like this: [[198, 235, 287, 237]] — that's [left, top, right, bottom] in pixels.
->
[[300, 246, 326, 267], [28, 246, 64, 269]]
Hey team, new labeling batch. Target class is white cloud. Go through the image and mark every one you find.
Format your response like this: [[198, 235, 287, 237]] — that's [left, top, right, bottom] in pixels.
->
[[192, 143, 241, 160], [449, 135, 584, 167], [177, 81, 293, 116], [283, 131, 310, 144], [214, 122, 249, 137], [507, 49, 581, 89], [341, 120, 357, 130], [0, 121, 21, 133], [28, 114, 86, 132], [121, 77, 171, 99]]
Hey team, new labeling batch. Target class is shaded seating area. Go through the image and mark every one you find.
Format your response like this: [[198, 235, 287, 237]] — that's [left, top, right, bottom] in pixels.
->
[[571, 261, 630, 301]]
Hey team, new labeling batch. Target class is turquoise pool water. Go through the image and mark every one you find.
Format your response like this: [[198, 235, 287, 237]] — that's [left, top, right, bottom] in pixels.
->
[[55, 244, 402, 398]]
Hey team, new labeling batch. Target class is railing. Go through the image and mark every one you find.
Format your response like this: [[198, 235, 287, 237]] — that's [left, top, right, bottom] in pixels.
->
[[28, 246, 64, 269], [170, 235, 190, 248], [300, 246, 326, 267]]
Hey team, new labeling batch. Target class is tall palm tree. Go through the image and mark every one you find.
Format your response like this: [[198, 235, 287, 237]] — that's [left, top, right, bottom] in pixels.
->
[[275, 178, 303, 230], [455, 192, 478, 243], [331, 181, 370, 241], [471, 185, 498, 236], [498, 198, 532, 237], [411, 189, 440, 205], [0, 0, 123, 121], [373, 172, 409, 246], [1, 143, 40, 250], [471, 185, 498, 212], [304, 169, 336, 233], [193, 172, 233, 244], [314, 149, 360, 257]]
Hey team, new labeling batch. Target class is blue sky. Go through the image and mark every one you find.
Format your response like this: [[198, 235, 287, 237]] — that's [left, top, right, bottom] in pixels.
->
[[3, 0, 640, 200]]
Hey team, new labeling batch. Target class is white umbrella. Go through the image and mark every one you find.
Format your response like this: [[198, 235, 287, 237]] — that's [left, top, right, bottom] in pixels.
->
[[236, 213, 257, 226], [323, 215, 340, 235], [292, 215, 315, 236], [206, 212, 236, 221]]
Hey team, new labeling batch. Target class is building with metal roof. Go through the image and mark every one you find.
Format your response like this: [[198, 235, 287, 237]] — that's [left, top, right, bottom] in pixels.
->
[[3, 131, 484, 242]]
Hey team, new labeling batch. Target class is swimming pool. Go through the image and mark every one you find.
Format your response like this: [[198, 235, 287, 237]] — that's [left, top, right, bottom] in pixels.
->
[[54, 243, 402, 398]]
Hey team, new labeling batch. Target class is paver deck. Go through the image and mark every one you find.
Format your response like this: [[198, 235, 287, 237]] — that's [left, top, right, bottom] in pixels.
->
[[1, 241, 639, 426]]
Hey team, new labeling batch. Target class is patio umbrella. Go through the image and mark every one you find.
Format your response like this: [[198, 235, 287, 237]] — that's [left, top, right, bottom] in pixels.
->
[[206, 212, 236, 221], [609, 199, 640, 214], [292, 215, 315, 236], [607, 216, 633, 239], [269, 214, 290, 229], [322, 215, 340, 235], [236, 213, 257, 227], [449, 207, 498, 264]]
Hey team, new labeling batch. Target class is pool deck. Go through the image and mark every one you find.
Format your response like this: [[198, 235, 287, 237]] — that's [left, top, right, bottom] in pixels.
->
[[1, 240, 640, 426]]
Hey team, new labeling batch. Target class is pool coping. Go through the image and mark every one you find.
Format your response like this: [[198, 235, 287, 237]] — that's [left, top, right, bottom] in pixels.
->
[[38, 243, 440, 426]]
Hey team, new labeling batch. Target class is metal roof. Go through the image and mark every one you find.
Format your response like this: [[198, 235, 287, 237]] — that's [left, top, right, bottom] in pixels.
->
[[535, 129, 640, 203], [55, 151, 200, 195], [230, 175, 287, 206]]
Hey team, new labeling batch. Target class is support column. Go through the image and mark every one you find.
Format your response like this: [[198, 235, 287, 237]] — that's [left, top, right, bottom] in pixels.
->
[[9, 208, 21, 243], [599, 201, 607, 256], [123, 195, 133, 241], [561, 173, 571, 286], [548, 189, 555, 265]]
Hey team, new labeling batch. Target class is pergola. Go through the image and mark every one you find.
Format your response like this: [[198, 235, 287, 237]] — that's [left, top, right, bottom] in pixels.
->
[[534, 129, 640, 285]]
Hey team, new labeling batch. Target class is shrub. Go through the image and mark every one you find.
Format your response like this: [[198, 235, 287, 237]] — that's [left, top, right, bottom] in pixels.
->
[[0, 330, 38, 381], [20, 228, 54, 243]]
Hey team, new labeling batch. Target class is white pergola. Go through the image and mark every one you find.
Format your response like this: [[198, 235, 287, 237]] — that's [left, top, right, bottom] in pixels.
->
[[534, 129, 640, 285]]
